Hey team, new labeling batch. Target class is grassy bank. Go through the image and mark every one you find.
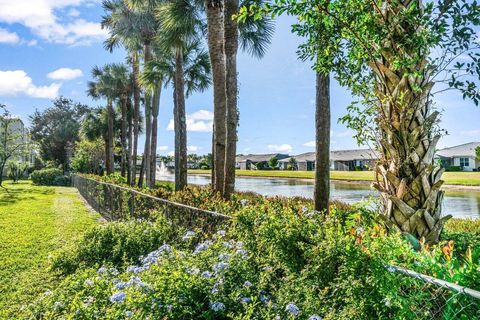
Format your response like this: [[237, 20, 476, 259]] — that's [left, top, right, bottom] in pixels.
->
[[0, 181, 100, 318], [189, 169, 480, 186]]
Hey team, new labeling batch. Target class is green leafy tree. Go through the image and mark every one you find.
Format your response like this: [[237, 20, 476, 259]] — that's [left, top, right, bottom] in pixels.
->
[[0, 106, 29, 186], [30, 97, 90, 173], [71, 139, 106, 174], [7, 161, 29, 183], [240, 0, 480, 242], [269, 155, 279, 168], [287, 157, 297, 171], [476, 146, 480, 161]]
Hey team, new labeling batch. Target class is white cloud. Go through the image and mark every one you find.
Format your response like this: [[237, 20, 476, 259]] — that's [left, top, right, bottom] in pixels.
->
[[187, 145, 202, 153], [267, 144, 293, 153], [47, 67, 83, 81], [0, 27, 20, 44], [303, 141, 315, 147], [0, 0, 108, 45], [157, 145, 169, 151], [167, 109, 214, 132], [460, 129, 480, 137], [0, 70, 60, 98]]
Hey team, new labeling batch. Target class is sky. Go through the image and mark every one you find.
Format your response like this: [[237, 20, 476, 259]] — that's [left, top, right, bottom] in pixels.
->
[[0, 0, 479, 157]]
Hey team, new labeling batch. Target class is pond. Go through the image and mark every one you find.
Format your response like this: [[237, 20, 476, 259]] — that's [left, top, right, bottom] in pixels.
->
[[157, 173, 480, 219]]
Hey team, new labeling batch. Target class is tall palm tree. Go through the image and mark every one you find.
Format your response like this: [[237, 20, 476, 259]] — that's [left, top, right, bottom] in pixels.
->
[[223, 0, 274, 198], [102, 0, 144, 185], [155, 0, 204, 191], [125, 0, 159, 188], [109, 64, 133, 179], [204, 0, 227, 193], [87, 65, 118, 174]]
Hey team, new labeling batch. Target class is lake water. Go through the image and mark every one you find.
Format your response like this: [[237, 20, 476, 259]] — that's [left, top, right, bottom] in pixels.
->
[[157, 173, 480, 219]]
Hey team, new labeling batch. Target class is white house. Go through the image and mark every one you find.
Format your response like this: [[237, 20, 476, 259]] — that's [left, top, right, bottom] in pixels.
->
[[436, 142, 480, 171]]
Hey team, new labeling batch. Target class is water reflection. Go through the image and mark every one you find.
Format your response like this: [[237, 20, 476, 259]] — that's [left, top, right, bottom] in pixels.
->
[[157, 173, 480, 219]]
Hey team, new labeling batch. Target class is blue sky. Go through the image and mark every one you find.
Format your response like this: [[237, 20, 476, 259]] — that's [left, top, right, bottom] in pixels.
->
[[0, 0, 479, 156]]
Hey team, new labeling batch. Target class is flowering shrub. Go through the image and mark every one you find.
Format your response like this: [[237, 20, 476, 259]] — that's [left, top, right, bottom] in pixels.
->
[[51, 216, 181, 274]]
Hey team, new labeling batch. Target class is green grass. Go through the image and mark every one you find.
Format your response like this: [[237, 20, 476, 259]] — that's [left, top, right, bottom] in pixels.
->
[[0, 181, 100, 318], [189, 169, 480, 186]]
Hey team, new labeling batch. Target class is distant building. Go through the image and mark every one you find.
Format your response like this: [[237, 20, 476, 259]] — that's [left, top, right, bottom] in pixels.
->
[[436, 142, 480, 171], [1, 117, 36, 175], [278, 149, 379, 171], [235, 153, 289, 170]]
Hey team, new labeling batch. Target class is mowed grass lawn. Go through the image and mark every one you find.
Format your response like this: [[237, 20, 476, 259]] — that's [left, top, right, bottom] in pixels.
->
[[189, 169, 480, 186], [0, 181, 100, 318]]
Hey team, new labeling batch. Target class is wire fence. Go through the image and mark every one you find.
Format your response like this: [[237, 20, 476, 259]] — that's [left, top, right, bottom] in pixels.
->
[[71, 175, 480, 319], [71, 175, 231, 233], [388, 265, 480, 320]]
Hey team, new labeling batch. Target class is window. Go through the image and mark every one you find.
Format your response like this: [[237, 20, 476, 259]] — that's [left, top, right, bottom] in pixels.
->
[[460, 157, 470, 167]]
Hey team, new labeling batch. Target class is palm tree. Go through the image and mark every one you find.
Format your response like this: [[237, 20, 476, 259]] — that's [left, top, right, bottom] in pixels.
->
[[109, 64, 133, 179], [204, 0, 227, 193], [87, 65, 118, 174], [142, 42, 210, 190], [102, 0, 144, 185], [223, 0, 274, 198]]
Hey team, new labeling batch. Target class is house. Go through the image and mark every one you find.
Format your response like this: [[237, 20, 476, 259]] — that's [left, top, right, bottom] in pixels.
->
[[235, 153, 289, 170], [436, 142, 480, 171], [330, 149, 379, 171], [278, 152, 315, 171], [279, 149, 379, 171]]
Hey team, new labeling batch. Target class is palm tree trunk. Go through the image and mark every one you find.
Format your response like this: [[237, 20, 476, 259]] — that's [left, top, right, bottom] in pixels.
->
[[139, 43, 153, 188], [120, 96, 128, 178], [314, 72, 330, 213], [369, 1, 450, 244], [223, 0, 239, 199], [107, 98, 115, 174], [132, 52, 141, 186], [127, 98, 133, 185], [174, 49, 188, 191], [205, 0, 227, 193], [149, 84, 161, 188]]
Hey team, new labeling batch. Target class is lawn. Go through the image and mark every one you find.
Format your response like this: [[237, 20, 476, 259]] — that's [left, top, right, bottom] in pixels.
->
[[189, 169, 480, 186], [0, 181, 100, 318]]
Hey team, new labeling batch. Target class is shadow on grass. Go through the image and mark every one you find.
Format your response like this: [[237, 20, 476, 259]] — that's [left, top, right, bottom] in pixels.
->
[[0, 182, 56, 206]]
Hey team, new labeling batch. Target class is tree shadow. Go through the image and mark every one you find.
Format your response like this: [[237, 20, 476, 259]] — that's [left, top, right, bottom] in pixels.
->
[[0, 183, 56, 206]]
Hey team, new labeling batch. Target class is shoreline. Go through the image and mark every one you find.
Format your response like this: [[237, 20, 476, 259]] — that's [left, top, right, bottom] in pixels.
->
[[188, 172, 480, 191]]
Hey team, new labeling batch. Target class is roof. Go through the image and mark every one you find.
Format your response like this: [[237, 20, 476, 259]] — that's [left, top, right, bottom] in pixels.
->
[[436, 142, 480, 158], [279, 149, 379, 162], [236, 153, 289, 163], [279, 152, 315, 163]]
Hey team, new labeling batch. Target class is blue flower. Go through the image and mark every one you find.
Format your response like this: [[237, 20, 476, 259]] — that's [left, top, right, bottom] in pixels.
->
[[97, 266, 107, 274], [125, 311, 133, 318], [285, 303, 300, 317], [240, 297, 251, 304], [182, 231, 196, 241], [202, 271, 212, 279], [216, 230, 226, 237], [243, 280, 253, 287], [84, 279, 94, 286], [109, 267, 119, 276], [213, 262, 229, 273], [218, 253, 230, 261], [194, 240, 213, 254], [109, 292, 126, 303], [308, 315, 322, 320], [210, 301, 225, 312]]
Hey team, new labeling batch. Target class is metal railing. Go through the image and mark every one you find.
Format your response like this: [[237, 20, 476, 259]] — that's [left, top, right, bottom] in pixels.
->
[[71, 175, 480, 319], [388, 265, 480, 319], [71, 175, 231, 232]]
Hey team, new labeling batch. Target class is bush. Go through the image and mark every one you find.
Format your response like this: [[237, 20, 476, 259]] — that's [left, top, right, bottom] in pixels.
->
[[6, 161, 29, 182], [446, 165, 462, 172], [71, 139, 105, 174], [30, 168, 69, 186], [51, 216, 180, 275]]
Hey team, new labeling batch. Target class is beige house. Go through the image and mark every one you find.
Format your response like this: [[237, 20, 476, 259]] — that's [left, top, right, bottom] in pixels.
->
[[436, 142, 480, 171]]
